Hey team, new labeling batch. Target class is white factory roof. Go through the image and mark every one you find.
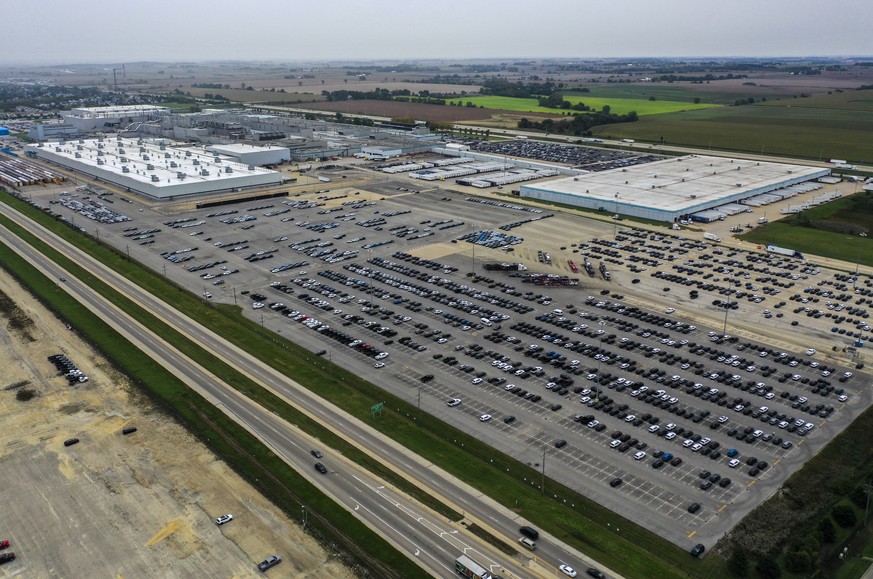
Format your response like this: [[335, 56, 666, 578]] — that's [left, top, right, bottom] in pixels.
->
[[65, 104, 169, 118], [523, 155, 828, 213], [208, 143, 288, 155], [27, 135, 281, 198]]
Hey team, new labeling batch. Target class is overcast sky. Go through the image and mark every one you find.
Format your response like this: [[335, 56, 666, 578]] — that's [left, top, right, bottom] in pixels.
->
[[5, 0, 872, 65]]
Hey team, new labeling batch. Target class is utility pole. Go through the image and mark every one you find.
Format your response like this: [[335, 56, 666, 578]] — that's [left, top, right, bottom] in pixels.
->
[[865, 481, 873, 527], [541, 446, 546, 496]]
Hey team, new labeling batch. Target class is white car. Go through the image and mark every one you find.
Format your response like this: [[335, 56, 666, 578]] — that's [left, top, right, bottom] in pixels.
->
[[624, 414, 636, 423], [447, 398, 461, 407], [806, 348, 816, 355], [472, 378, 483, 384], [559, 564, 578, 578], [718, 415, 729, 423], [610, 439, 622, 448], [479, 414, 492, 422], [375, 352, 389, 360], [215, 514, 233, 525], [682, 439, 694, 448], [634, 451, 647, 460], [728, 459, 740, 468], [665, 432, 677, 440], [252, 302, 264, 309], [373, 362, 385, 369], [665, 307, 675, 314], [838, 394, 848, 402]]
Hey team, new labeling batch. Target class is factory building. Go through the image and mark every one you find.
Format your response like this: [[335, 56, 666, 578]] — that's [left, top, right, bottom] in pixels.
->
[[60, 105, 169, 133], [25, 135, 282, 200], [519, 155, 830, 222], [206, 143, 291, 166]]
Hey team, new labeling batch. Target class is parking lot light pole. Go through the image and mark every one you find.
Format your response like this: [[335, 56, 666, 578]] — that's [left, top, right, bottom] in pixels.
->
[[541, 446, 546, 496], [722, 302, 730, 337]]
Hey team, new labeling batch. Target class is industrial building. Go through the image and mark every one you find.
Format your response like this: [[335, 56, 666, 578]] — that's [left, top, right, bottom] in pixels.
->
[[60, 105, 169, 133], [24, 136, 282, 200], [519, 155, 830, 222], [206, 143, 291, 166]]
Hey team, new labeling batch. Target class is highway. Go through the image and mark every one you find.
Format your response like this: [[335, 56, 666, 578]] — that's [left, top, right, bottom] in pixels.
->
[[0, 203, 621, 578]]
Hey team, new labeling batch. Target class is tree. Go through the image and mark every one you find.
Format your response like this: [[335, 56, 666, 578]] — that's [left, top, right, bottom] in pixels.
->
[[818, 517, 837, 543], [727, 549, 749, 577], [648, 95, 656, 101], [784, 551, 810, 574], [694, 97, 701, 104], [756, 558, 781, 579], [833, 504, 857, 528]]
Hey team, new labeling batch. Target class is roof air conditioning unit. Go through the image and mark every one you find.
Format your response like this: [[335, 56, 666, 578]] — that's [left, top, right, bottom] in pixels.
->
[[151, 175, 160, 182], [193, 159, 200, 165], [122, 166, 130, 173], [224, 166, 233, 173], [146, 164, 155, 170], [185, 151, 192, 157], [200, 169, 210, 176], [177, 172, 186, 180], [74, 152, 81, 158]]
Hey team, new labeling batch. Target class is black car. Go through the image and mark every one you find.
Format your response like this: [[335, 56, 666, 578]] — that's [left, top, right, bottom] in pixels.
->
[[609, 477, 623, 488], [586, 568, 607, 579], [519, 526, 539, 540], [555, 439, 568, 449], [314, 462, 328, 474], [257, 555, 282, 571], [688, 503, 701, 514], [690, 543, 706, 557], [122, 426, 138, 435], [0, 552, 15, 564], [503, 415, 517, 424], [63, 438, 80, 447]]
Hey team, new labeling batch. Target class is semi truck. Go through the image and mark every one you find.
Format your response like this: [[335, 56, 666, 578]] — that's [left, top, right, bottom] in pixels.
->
[[703, 232, 721, 242], [455, 554, 491, 579], [836, 163, 858, 170], [766, 244, 804, 259]]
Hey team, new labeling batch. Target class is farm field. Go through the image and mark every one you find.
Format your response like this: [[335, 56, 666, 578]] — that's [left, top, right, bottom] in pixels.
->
[[446, 94, 718, 116], [295, 99, 502, 122], [590, 90, 873, 161]]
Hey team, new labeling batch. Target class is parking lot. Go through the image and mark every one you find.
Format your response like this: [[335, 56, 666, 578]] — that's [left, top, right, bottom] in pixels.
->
[[27, 166, 872, 550]]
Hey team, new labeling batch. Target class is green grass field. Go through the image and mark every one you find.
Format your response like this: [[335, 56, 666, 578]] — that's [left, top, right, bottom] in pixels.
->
[[446, 95, 719, 116], [738, 191, 873, 266], [590, 89, 873, 161], [570, 84, 802, 105]]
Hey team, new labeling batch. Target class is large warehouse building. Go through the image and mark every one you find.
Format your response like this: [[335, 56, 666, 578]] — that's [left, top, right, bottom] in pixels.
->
[[25, 136, 283, 200], [520, 155, 830, 222]]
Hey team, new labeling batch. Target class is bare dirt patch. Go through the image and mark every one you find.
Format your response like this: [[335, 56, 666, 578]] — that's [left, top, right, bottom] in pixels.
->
[[0, 270, 355, 578]]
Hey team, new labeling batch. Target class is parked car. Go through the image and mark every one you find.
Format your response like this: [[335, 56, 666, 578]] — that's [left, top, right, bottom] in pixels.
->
[[216, 514, 233, 526], [257, 555, 282, 571]]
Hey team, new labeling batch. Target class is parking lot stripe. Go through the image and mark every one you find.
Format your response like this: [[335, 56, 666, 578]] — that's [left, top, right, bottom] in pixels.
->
[[746, 480, 757, 489], [718, 504, 727, 513], [688, 530, 697, 538]]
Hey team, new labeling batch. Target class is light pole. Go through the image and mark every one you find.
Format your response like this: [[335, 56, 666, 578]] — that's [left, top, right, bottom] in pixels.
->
[[540, 446, 546, 496], [722, 302, 730, 337]]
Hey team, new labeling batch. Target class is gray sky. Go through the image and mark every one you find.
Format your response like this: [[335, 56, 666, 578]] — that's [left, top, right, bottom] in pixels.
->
[[5, 0, 872, 65]]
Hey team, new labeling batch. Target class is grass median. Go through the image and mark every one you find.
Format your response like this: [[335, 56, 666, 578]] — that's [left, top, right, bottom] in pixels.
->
[[1, 192, 710, 578]]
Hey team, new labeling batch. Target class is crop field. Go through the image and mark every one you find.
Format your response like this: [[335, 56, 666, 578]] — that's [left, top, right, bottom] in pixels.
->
[[571, 83, 806, 105], [590, 90, 873, 161], [738, 190, 873, 266], [445, 95, 719, 116]]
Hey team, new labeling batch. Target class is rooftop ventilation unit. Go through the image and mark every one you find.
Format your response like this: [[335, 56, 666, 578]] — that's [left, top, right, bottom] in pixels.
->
[[248, 165, 255, 171], [136, 139, 143, 145], [142, 155, 150, 161], [164, 153, 171, 159], [78, 139, 85, 144], [146, 164, 155, 170], [76, 145, 83, 151], [224, 166, 233, 173], [159, 144, 166, 150], [150, 174, 160, 182], [96, 158, 105, 165], [118, 148, 125, 154], [170, 161, 178, 168], [120, 157, 128, 163], [97, 143, 104, 149], [122, 166, 130, 173], [185, 151, 192, 157], [74, 152, 81, 158], [213, 156, 222, 163], [177, 172, 186, 180], [192, 159, 200, 165], [55, 146, 62, 152], [97, 150, 104, 156], [200, 169, 210, 176]]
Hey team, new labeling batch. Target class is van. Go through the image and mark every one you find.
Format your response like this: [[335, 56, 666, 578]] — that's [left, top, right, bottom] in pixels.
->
[[519, 526, 539, 541], [518, 537, 536, 550]]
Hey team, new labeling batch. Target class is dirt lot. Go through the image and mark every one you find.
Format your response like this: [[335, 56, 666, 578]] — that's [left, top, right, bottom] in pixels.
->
[[0, 272, 355, 578]]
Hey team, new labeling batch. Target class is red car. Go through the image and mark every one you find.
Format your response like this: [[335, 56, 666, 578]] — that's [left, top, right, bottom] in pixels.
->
[[0, 540, 9, 550]]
